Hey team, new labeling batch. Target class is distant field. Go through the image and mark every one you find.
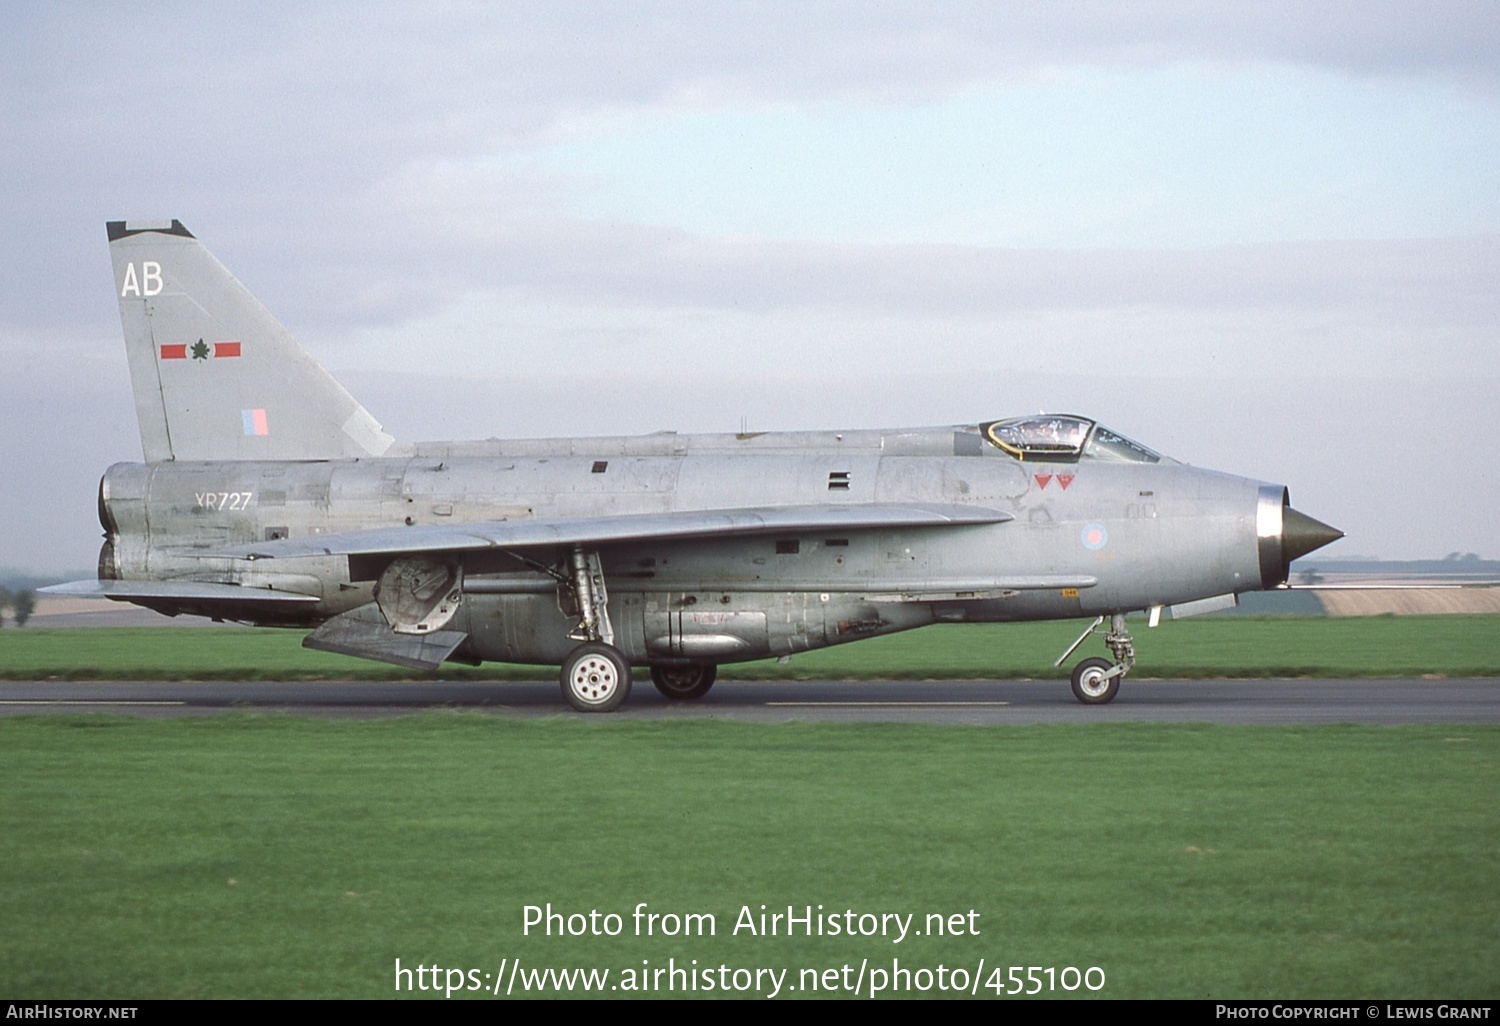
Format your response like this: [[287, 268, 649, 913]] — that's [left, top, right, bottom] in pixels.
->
[[1, 614, 1497, 680], [2, 717, 1496, 998]]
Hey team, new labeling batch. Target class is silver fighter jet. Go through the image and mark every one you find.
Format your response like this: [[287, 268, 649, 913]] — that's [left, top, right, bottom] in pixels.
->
[[46, 220, 1342, 710]]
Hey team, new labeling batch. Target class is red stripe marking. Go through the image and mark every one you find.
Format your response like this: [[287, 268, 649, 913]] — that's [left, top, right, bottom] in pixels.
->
[[159, 344, 187, 360], [214, 341, 241, 358]]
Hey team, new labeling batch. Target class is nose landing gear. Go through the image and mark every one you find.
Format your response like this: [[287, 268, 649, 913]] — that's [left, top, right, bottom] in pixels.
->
[[1057, 613, 1135, 705]]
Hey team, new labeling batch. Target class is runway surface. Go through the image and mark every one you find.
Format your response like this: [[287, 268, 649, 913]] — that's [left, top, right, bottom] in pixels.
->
[[1, 678, 1496, 724]]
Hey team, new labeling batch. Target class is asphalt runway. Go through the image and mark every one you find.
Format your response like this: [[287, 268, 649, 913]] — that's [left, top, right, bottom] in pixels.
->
[[1, 678, 1496, 724]]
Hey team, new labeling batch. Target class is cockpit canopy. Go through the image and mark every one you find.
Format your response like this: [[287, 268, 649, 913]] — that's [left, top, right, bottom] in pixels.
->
[[981, 415, 1164, 464]]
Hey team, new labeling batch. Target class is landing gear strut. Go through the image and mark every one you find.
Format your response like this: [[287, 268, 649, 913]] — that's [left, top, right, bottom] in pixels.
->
[[1056, 613, 1135, 705], [556, 547, 632, 712]]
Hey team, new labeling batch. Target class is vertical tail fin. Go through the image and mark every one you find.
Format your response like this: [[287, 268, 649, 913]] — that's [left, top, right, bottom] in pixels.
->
[[108, 220, 395, 462]]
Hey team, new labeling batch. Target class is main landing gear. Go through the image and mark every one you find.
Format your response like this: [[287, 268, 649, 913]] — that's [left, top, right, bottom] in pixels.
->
[[550, 546, 724, 710], [556, 547, 632, 712], [1056, 613, 1136, 705], [649, 663, 718, 700], [561, 643, 631, 713]]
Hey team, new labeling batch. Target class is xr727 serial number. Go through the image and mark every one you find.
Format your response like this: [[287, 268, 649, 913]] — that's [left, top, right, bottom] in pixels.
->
[[195, 491, 254, 511]]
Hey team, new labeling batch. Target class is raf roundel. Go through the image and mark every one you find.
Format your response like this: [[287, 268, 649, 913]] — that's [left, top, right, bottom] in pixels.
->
[[1081, 523, 1108, 551]]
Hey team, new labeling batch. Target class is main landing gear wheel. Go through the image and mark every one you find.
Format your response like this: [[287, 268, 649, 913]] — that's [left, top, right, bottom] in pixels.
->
[[1070, 657, 1120, 705], [560, 643, 632, 713], [649, 664, 718, 701]]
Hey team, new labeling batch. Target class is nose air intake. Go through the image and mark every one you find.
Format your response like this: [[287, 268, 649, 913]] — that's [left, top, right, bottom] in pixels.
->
[[1257, 486, 1342, 589]]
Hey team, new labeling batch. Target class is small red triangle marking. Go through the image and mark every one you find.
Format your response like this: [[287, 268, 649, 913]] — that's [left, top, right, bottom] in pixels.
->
[[1034, 474, 1052, 489], [1057, 474, 1075, 490]]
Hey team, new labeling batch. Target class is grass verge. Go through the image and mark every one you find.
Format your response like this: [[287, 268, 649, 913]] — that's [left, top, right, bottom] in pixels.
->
[[2, 615, 1497, 680], [1, 716, 1496, 998]]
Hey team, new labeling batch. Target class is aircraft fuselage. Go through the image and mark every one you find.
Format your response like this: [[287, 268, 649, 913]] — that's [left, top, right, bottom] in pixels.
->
[[98, 425, 1273, 667]]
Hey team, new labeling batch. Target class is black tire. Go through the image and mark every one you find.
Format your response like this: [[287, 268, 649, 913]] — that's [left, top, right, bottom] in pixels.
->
[[1070, 657, 1120, 704], [650, 663, 718, 700], [560, 643, 633, 712]]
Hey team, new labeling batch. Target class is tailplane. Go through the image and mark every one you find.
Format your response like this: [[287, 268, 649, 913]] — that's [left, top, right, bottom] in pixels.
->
[[108, 220, 395, 462]]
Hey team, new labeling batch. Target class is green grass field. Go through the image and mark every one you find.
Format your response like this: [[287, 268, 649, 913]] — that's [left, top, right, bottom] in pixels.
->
[[4, 617, 1497, 999], [3, 613, 1498, 680], [1, 716, 1496, 999]]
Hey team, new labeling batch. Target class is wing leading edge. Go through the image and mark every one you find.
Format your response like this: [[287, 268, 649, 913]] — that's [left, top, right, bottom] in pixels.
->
[[41, 579, 320, 603], [200, 502, 1014, 562]]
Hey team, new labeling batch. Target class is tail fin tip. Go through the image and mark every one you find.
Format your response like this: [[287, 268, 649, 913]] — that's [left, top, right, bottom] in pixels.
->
[[107, 219, 194, 242]]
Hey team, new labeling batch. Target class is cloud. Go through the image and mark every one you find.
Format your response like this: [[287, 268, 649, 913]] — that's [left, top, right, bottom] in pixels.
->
[[4, 3, 1496, 331], [4, 3, 1498, 569], [141, 206, 1500, 352]]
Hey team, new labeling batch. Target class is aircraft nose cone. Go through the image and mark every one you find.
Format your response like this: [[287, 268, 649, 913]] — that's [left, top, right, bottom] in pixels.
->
[[1282, 507, 1343, 563]]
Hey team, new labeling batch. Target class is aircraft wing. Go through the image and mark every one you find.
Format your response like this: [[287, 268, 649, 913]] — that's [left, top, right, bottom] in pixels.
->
[[40, 579, 320, 603], [203, 503, 1012, 562]]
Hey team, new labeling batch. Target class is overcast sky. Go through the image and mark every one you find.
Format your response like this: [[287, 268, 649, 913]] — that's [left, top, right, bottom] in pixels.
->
[[3, 2, 1497, 573]]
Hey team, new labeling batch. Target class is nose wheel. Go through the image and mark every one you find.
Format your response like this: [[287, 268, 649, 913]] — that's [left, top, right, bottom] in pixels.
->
[[1070, 657, 1120, 704], [1057, 613, 1135, 705]]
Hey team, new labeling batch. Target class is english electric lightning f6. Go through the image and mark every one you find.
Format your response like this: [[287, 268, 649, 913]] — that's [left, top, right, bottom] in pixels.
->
[[48, 220, 1342, 710]]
